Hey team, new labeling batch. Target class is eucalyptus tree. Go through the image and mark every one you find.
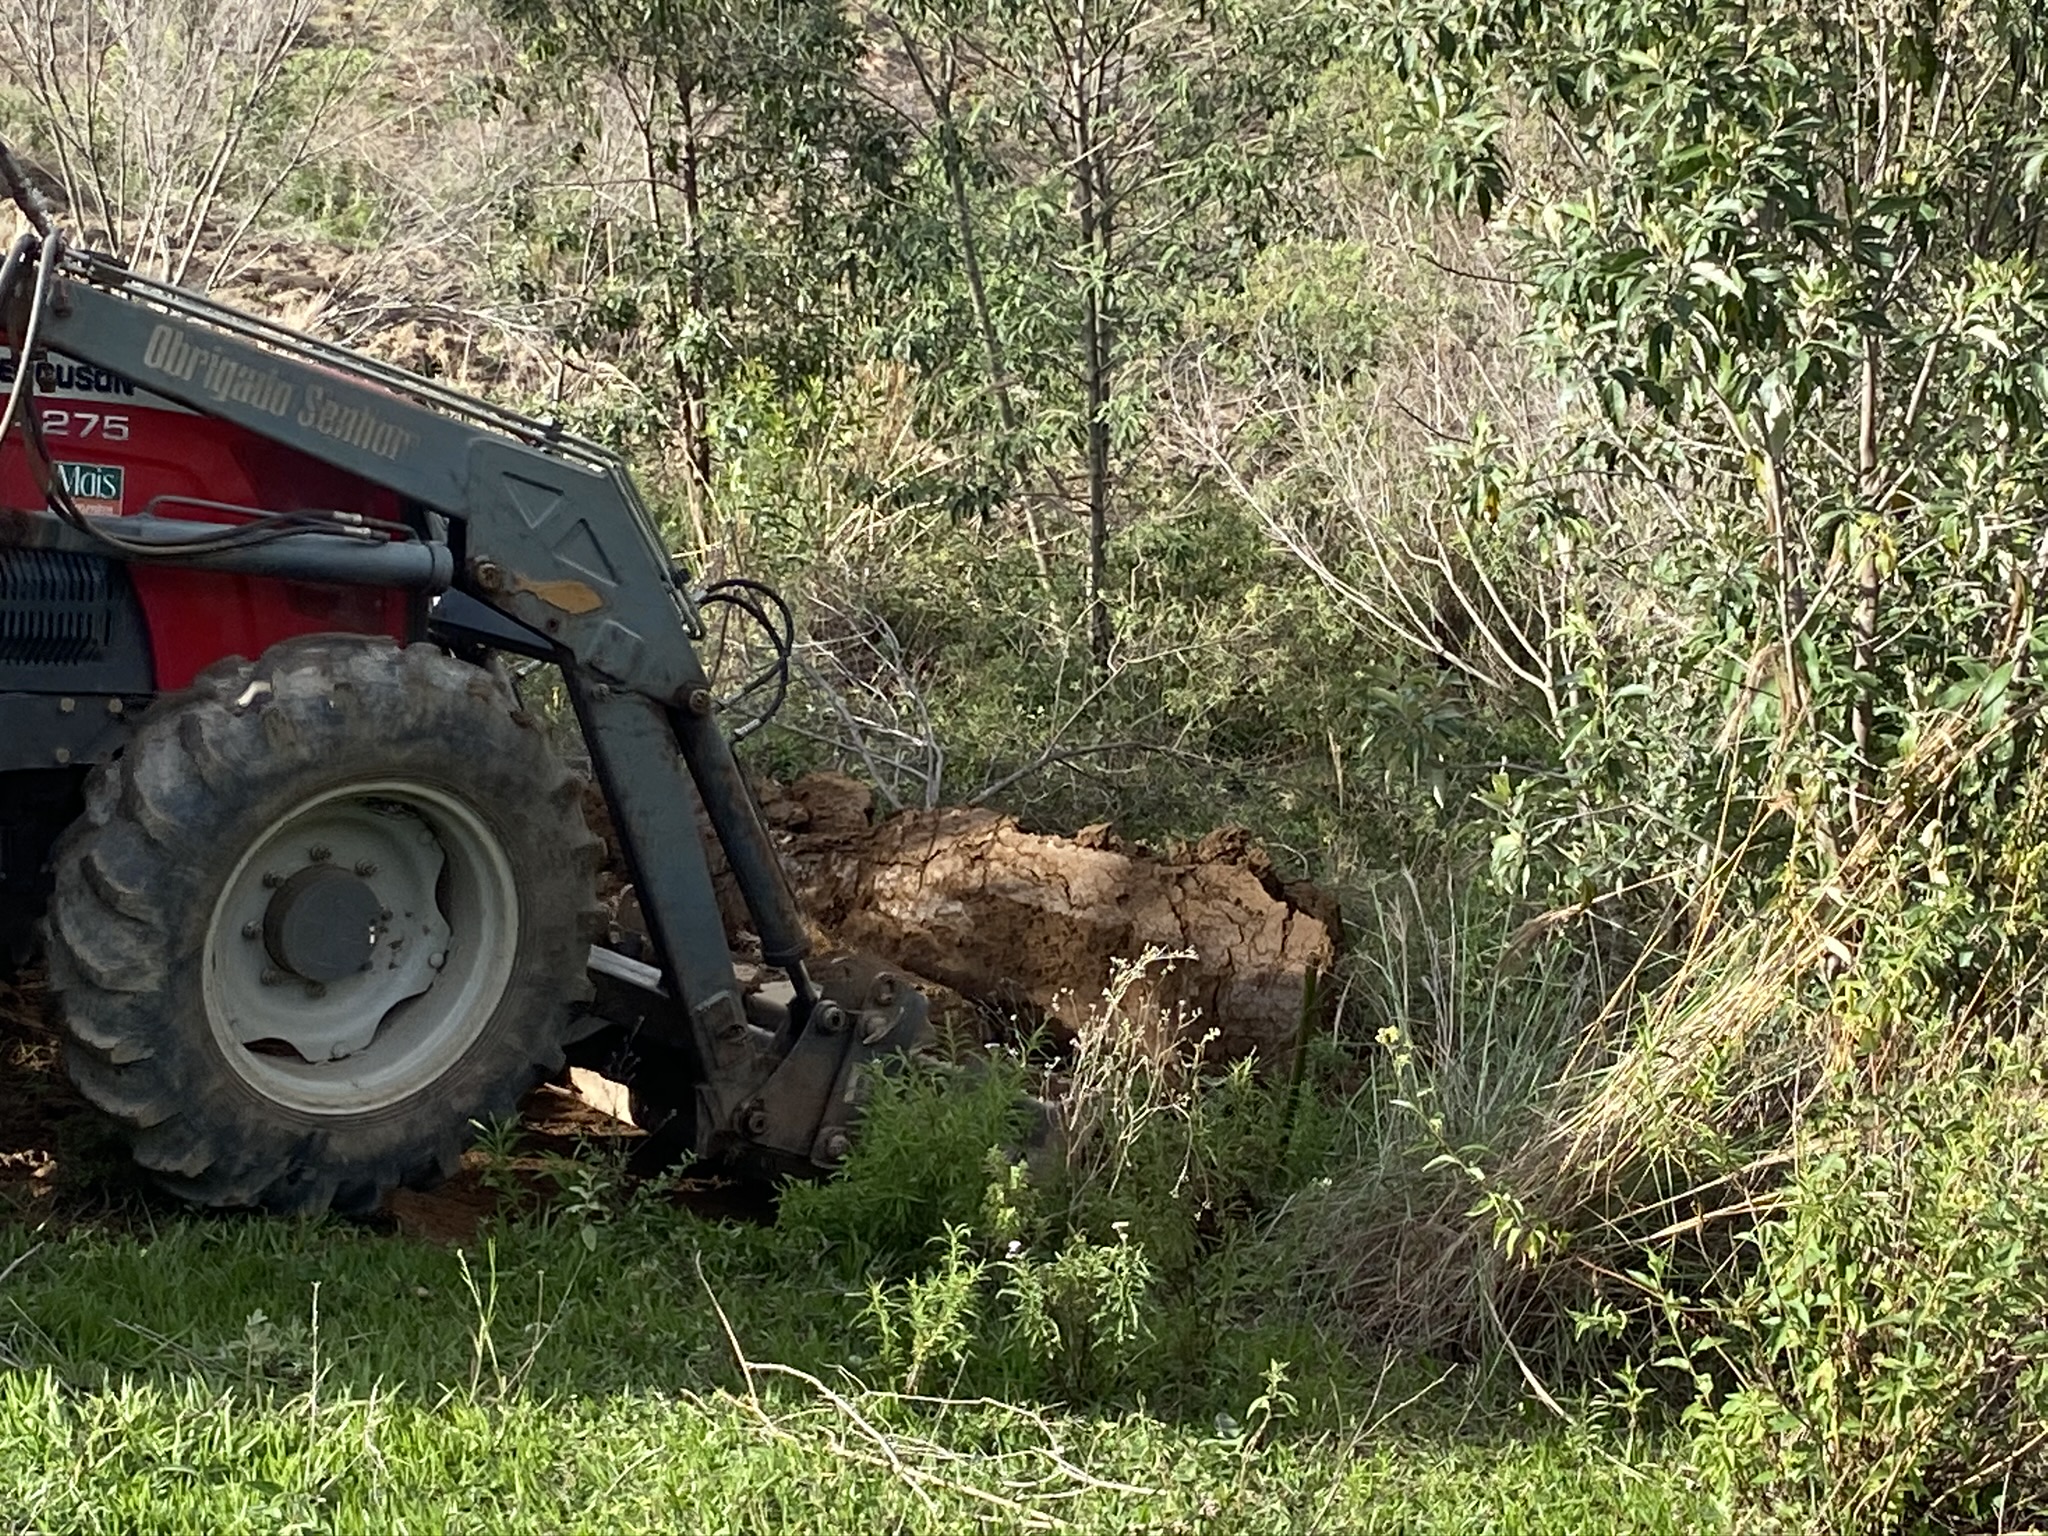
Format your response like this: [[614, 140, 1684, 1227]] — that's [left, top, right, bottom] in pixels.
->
[[873, 0, 1343, 663], [1366, 0, 2048, 872], [492, 0, 911, 544]]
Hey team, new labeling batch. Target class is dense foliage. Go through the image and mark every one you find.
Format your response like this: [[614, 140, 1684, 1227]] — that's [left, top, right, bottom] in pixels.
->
[[9, 0, 2048, 1526]]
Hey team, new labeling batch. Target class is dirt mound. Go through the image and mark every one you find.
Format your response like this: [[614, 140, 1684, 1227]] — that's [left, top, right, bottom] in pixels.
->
[[750, 774, 1339, 1062]]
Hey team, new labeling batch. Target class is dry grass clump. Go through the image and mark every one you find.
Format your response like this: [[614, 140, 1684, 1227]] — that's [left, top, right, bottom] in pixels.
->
[[1291, 707, 2026, 1365]]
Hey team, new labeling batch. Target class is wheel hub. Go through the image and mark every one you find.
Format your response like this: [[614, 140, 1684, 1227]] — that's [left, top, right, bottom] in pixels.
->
[[262, 865, 383, 983], [203, 781, 519, 1112]]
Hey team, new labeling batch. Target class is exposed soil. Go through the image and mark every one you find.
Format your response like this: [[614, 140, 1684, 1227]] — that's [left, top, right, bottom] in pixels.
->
[[753, 773, 1341, 1063], [0, 967, 138, 1225]]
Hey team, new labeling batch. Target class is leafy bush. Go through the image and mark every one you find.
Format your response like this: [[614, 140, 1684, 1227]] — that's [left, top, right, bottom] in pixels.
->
[[777, 1064, 1031, 1270], [1686, 1034, 2048, 1532]]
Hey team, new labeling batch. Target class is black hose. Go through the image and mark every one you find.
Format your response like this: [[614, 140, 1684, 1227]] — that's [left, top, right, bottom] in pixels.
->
[[696, 577, 796, 739], [0, 223, 390, 561]]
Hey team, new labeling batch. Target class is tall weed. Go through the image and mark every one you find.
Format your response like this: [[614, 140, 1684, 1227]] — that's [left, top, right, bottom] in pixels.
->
[[781, 955, 1336, 1408]]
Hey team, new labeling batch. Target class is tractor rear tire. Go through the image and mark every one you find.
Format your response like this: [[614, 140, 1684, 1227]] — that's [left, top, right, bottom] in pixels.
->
[[43, 635, 601, 1214]]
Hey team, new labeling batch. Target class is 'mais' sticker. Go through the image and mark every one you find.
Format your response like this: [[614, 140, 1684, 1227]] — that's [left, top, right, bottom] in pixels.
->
[[56, 461, 124, 515]]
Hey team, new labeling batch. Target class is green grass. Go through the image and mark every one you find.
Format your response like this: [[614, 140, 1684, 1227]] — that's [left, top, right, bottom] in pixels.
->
[[0, 1207, 1715, 1534]]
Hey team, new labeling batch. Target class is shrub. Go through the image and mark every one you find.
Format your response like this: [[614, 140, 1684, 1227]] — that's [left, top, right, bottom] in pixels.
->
[[1686, 1034, 2048, 1532]]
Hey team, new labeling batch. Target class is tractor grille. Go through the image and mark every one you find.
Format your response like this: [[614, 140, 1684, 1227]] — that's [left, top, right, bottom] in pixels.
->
[[0, 549, 117, 666]]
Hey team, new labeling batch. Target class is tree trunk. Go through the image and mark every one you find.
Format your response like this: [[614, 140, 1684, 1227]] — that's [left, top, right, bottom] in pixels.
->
[[1850, 331, 1881, 833], [1074, 36, 1114, 672], [675, 82, 714, 555], [937, 110, 1057, 584]]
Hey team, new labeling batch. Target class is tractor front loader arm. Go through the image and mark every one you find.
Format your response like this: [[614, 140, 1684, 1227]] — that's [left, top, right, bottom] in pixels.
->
[[8, 243, 927, 1171]]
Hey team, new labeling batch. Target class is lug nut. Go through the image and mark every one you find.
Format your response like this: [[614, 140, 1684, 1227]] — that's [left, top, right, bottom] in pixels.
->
[[306, 982, 327, 999], [262, 871, 285, 889], [309, 845, 331, 862], [355, 860, 378, 877], [260, 968, 283, 986], [379, 907, 393, 922], [821, 1131, 852, 1163], [241, 921, 260, 940], [428, 951, 447, 970]]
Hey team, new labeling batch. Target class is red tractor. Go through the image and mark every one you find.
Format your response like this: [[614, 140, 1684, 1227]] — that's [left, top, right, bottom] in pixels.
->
[[0, 146, 929, 1213]]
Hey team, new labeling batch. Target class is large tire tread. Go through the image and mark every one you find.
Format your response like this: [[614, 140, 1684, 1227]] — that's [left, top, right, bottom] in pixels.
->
[[44, 635, 602, 1215]]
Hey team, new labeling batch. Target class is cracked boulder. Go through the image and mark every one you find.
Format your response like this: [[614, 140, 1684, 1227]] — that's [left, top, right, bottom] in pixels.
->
[[759, 774, 1340, 1063]]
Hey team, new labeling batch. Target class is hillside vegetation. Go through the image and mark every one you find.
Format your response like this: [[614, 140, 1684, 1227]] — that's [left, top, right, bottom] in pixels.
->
[[7, 0, 2048, 1530]]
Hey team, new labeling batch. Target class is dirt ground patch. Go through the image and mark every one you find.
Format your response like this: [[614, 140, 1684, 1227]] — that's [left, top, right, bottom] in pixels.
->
[[0, 968, 135, 1225], [756, 773, 1341, 1062]]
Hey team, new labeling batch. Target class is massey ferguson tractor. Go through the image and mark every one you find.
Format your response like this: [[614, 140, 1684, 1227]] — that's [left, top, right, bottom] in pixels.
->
[[0, 144, 931, 1213]]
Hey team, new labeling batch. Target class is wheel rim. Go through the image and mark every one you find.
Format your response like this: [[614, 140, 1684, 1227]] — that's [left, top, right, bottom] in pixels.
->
[[202, 780, 520, 1115]]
